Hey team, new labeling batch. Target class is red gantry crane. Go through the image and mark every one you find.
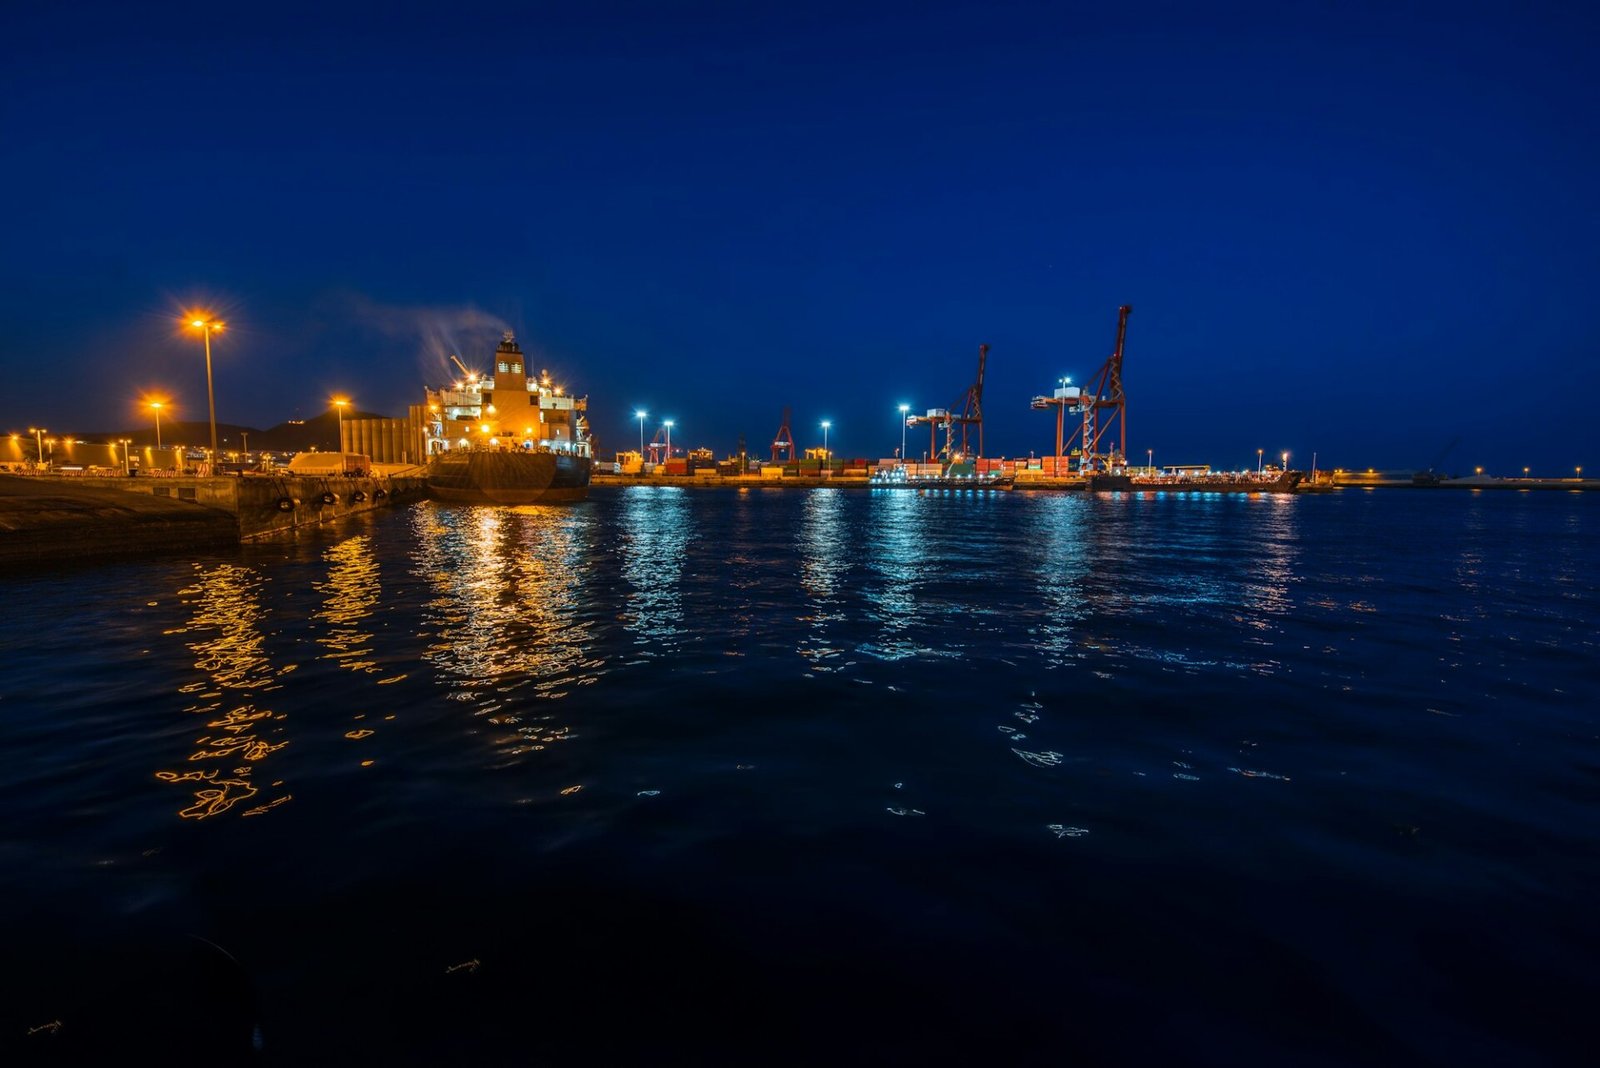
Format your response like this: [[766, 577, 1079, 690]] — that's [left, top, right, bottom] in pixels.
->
[[1031, 306, 1131, 474], [646, 425, 671, 464], [906, 344, 989, 462], [770, 406, 795, 464]]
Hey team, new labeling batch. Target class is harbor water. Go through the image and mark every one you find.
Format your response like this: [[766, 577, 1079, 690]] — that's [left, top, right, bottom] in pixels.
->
[[1, 487, 1594, 1065]]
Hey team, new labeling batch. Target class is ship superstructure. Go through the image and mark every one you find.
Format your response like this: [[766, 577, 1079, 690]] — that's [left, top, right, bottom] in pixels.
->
[[423, 332, 593, 504], [424, 332, 591, 460]]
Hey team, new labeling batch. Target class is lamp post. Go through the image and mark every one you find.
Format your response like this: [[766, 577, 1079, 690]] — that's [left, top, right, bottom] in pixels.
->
[[148, 401, 165, 451], [120, 438, 132, 475], [1257, 448, 1263, 475], [635, 410, 647, 458], [333, 399, 349, 452], [1147, 447, 1153, 475], [187, 315, 225, 466], [821, 420, 831, 476], [663, 420, 674, 460], [241, 430, 249, 458], [28, 426, 46, 471], [898, 404, 909, 461]]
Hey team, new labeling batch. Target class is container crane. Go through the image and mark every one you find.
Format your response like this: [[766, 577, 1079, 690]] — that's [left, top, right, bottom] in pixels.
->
[[906, 344, 989, 462], [647, 425, 671, 464], [771, 406, 795, 463], [1030, 306, 1130, 474]]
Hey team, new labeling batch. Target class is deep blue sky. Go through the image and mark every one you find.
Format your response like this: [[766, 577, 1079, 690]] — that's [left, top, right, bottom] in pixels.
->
[[3, 0, 1596, 472]]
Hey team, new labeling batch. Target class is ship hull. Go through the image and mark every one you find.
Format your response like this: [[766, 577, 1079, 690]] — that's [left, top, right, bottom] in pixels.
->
[[426, 451, 592, 504], [1118, 471, 1303, 494]]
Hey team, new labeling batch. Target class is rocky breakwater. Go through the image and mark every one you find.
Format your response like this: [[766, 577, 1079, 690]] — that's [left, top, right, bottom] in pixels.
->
[[0, 474, 239, 565]]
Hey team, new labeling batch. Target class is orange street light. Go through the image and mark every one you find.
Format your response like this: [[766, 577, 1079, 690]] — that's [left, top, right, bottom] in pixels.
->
[[147, 400, 167, 450], [333, 398, 350, 450], [185, 315, 226, 465]]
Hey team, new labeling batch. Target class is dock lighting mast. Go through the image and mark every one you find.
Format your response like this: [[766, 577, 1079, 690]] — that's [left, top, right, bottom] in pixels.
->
[[771, 406, 795, 463], [149, 402, 164, 450], [187, 315, 225, 466], [635, 410, 647, 456], [821, 420, 831, 473], [664, 420, 674, 460], [333, 398, 349, 451], [898, 404, 910, 460], [28, 427, 46, 469]]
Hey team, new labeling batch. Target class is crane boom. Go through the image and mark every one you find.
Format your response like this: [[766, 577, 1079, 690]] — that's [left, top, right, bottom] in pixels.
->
[[449, 353, 473, 379]]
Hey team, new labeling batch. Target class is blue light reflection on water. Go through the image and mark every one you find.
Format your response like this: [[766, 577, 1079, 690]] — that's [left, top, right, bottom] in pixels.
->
[[0, 488, 1595, 1064]]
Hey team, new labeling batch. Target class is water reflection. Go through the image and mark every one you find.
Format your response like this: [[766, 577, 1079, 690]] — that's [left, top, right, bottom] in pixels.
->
[[1238, 495, 1300, 627], [797, 489, 849, 671], [412, 504, 601, 761], [158, 563, 291, 819], [314, 534, 382, 674], [617, 487, 692, 655], [716, 489, 764, 646], [863, 490, 931, 660], [1027, 495, 1092, 667]]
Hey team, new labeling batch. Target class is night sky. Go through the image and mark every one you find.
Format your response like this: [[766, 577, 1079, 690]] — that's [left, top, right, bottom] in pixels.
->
[[3, 0, 1596, 472]]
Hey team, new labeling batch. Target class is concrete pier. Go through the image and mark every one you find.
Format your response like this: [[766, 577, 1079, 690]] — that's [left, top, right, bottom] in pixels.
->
[[0, 473, 427, 564]]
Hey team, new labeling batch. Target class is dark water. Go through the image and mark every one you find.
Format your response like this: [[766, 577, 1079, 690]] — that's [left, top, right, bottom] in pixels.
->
[[2, 487, 1595, 1066]]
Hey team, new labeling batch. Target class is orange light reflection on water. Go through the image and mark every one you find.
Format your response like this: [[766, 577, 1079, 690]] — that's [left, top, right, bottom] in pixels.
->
[[156, 563, 291, 819]]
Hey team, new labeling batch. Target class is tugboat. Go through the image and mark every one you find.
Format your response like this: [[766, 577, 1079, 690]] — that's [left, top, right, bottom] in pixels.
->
[[423, 332, 593, 504]]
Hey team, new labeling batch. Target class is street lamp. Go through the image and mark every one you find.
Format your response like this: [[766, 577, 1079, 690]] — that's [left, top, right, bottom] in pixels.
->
[[821, 420, 831, 475], [27, 426, 46, 470], [635, 409, 647, 458], [333, 398, 350, 451], [898, 404, 909, 461], [1257, 448, 1263, 475], [120, 438, 132, 475], [186, 315, 225, 466], [148, 401, 165, 451], [1147, 447, 1153, 475], [663, 420, 674, 459]]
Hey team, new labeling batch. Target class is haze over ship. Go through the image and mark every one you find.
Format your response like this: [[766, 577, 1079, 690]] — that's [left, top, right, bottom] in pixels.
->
[[423, 332, 593, 504]]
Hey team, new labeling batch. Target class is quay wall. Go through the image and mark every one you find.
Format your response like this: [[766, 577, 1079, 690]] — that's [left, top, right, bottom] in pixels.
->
[[28, 474, 428, 540]]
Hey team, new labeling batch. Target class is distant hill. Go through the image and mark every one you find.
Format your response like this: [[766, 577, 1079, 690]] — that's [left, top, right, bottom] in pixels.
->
[[76, 409, 393, 454]]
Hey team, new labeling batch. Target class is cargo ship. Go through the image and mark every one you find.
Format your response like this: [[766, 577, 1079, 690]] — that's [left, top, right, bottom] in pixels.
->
[[422, 332, 593, 504], [1110, 470, 1302, 493], [870, 460, 1014, 489]]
